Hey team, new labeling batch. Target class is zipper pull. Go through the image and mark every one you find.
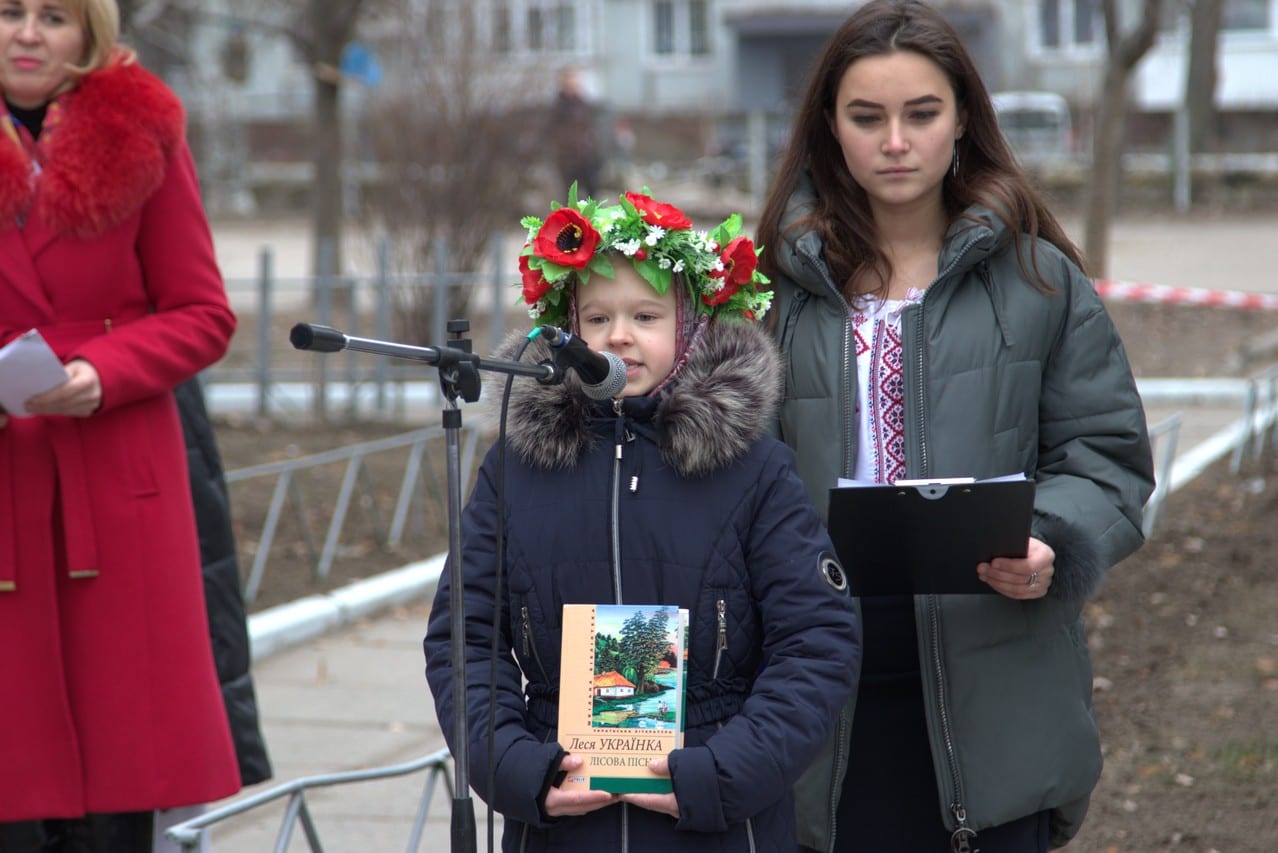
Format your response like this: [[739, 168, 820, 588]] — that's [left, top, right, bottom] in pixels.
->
[[521, 605, 531, 657], [950, 804, 977, 853], [612, 399, 626, 460], [716, 599, 727, 652]]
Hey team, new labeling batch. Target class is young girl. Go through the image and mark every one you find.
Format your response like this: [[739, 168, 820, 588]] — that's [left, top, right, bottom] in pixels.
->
[[424, 187, 860, 852], [755, 2, 1155, 851]]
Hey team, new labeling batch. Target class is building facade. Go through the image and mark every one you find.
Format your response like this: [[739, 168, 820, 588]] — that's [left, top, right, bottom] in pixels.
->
[[141, 0, 1278, 204]]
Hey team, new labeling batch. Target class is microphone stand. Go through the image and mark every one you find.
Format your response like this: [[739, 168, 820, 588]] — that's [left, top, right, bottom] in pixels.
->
[[290, 320, 555, 853]]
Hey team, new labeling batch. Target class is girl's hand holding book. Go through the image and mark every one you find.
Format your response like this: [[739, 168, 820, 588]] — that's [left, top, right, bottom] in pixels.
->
[[619, 757, 680, 818], [543, 754, 618, 817]]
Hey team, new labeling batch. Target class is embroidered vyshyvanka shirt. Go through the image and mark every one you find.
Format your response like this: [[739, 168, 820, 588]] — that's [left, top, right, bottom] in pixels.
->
[[851, 288, 925, 485]]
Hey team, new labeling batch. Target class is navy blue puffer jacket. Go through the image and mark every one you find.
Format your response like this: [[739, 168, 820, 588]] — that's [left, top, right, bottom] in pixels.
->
[[424, 321, 860, 852]]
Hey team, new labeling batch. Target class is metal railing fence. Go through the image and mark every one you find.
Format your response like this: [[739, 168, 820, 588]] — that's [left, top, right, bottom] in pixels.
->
[[165, 749, 453, 852], [1231, 363, 1278, 473], [1143, 413, 1183, 538], [210, 234, 518, 423], [226, 421, 484, 605]]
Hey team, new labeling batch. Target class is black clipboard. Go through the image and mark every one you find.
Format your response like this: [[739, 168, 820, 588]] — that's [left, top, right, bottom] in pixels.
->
[[827, 479, 1036, 596]]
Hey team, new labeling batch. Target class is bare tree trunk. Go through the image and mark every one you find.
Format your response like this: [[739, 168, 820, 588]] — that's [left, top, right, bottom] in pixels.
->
[[308, 0, 347, 279], [1085, 66, 1132, 277], [1082, 0, 1165, 278], [312, 77, 343, 278], [1186, 0, 1224, 154]]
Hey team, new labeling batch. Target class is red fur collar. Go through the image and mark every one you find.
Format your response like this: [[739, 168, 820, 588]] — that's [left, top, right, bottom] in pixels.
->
[[0, 61, 184, 236]]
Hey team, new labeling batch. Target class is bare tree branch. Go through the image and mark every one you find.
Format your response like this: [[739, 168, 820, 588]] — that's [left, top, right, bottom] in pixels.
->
[[1083, 0, 1167, 277]]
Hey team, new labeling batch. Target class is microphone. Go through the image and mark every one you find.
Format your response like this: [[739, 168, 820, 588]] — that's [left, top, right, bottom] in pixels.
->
[[538, 326, 628, 400]]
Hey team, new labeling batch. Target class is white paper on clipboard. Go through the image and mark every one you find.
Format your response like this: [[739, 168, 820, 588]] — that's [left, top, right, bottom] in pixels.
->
[[0, 329, 70, 417]]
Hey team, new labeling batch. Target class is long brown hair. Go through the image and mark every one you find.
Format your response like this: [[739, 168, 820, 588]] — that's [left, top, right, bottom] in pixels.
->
[[756, 0, 1085, 301]]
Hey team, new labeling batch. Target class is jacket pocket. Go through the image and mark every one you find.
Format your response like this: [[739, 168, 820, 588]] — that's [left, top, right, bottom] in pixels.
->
[[84, 406, 159, 497], [511, 593, 552, 685]]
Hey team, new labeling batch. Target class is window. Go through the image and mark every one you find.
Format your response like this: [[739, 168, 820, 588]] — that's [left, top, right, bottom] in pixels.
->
[[1157, 0, 1269, 37], [555, 3, 576, 51], [527, 6, 544, 51], [416, 1, 583, 57], [1037, 0, 1099, 51], [689, 0, 709, 55], [1223, 0, 1269, 31], [1072, 0, 1096, 44], [655, 1, 675, 54], [492, 2, 512, 53], [516, 0, 580, 54], [652, 0, 713, 58], [1040, 0, 1060, 48]]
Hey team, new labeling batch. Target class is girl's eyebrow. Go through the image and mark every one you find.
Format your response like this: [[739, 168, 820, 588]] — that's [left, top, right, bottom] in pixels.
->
[[845, 94, 944, 110]]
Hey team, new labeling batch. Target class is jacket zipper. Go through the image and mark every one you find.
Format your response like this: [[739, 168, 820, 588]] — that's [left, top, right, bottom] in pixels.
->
[[928, 596, 974, 851], [910, 235, 981, 477], [712, 598, 728, 680], [611, 399, 625, 605], [910, 235, 981, 848], [610, 400, 629, 853], [520, 605, 550, 684]]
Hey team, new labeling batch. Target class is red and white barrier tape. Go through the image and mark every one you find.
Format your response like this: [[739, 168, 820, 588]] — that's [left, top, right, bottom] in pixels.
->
[[1094, 279, 1278, 311]]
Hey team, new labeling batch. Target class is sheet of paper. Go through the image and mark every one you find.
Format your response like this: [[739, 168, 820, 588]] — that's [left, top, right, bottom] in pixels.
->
[[0, 329, 70, 417], [836, 472, 1026, 488]]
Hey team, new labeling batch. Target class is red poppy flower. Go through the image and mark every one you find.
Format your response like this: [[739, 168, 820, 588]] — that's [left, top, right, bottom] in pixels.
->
[[703, 237, 758, 307], [534, 208, 600, 269], [702, 279, 740, 307], [624, 192, 692, 230], [717, 236, 758, 286], [519, 254, 552, 304]]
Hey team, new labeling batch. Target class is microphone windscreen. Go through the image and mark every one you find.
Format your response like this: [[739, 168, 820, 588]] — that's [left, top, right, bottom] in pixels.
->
[[583, 351, 628, 400]]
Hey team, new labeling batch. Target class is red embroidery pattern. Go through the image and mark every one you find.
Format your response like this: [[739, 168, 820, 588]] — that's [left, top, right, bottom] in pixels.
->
[[852, 312, 869, 357], [852, 305, 907, 484], [876, 322, 907, 484]]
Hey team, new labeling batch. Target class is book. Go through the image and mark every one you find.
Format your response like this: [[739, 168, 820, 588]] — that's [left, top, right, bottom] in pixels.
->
[[557, 603, 689, 794], [827, 476, 1036, 595]]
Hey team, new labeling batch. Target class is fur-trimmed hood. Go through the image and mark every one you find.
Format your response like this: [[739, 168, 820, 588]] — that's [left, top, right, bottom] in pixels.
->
[[0, 60, 184, 235], [501, 320, 782, 479]]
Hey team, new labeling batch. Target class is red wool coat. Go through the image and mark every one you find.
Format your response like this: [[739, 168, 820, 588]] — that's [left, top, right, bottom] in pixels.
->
[[0, 60, 241, 819]]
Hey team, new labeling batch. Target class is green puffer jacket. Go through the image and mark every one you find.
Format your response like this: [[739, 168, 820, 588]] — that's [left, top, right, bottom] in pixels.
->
[[768, 181, 1155, 851]]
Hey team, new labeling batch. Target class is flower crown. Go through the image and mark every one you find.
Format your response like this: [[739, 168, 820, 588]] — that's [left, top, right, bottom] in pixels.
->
[[517, 184, 772, 328]]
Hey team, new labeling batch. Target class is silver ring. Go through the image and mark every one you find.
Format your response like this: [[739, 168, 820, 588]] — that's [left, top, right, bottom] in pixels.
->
[[1028, 571, 1039, 587]]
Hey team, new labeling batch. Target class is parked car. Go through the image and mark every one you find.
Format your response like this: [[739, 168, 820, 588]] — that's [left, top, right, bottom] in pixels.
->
[[991, 90, 1077, 167]]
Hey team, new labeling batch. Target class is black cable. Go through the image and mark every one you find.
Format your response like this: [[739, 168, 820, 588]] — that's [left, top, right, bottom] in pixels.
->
[[485, 334, 532, 852]]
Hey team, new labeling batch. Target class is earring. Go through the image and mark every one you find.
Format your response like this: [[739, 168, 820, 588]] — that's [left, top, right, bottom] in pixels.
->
[[951, 144, 961, 178]]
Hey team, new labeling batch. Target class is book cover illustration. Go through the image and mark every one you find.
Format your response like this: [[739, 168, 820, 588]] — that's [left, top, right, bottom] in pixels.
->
[[557, 603, 688, 793]]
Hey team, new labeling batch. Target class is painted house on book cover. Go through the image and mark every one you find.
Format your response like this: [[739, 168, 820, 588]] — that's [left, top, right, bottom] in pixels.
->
[[593, 671, 636, 699]]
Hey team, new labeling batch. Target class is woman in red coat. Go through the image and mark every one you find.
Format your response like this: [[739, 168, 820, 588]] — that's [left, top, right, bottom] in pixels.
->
[[0, 1, 241, 848]]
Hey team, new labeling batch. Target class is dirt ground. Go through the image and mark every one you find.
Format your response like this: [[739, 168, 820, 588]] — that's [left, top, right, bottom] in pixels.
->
[[214, 299, 1278, 851]]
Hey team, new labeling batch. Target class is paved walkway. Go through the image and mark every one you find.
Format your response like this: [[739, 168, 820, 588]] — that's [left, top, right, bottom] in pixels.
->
[[180, 601, 489, 851]]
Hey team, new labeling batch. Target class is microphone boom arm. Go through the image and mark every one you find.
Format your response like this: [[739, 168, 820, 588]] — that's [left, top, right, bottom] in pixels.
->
[[290, 322, 557, 384]]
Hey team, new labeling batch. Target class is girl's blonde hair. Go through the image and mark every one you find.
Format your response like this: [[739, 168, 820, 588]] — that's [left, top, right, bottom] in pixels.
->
[[67, 0, 134, 75]]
